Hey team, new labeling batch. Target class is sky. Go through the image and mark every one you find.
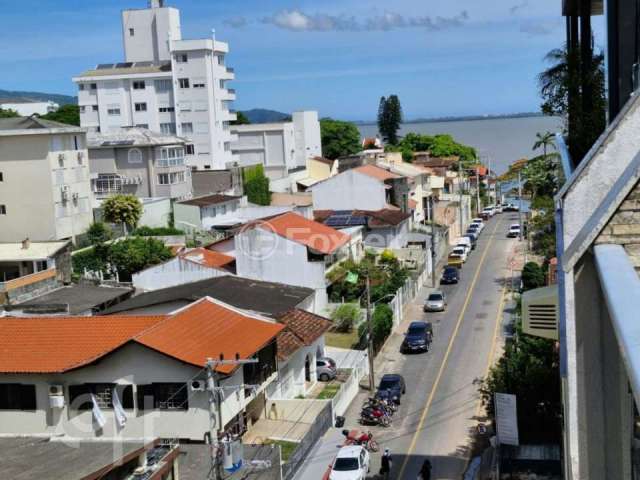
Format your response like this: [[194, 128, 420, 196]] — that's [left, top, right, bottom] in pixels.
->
[[0, 0, 605, 121]]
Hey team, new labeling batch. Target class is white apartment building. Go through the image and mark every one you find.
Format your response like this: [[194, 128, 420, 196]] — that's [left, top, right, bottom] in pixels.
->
[[0, 117, 92, 243], [72, 0, 237, 171], [231, 111, 322, 180]]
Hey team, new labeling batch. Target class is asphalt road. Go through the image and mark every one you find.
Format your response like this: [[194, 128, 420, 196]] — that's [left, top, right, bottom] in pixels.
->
[[339, 212, 517, 480]]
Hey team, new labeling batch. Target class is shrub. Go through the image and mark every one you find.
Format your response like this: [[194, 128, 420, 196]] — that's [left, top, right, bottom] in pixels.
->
[[331, 303, 363, 333], [87, 222, 112, 245], [372, 303, 393, 348], [243, 165, 271, 205], [522, 262, 546, 291], [102, 194, 143, 230], [132, 226, 185, 236], [108, 237, 173, 282]]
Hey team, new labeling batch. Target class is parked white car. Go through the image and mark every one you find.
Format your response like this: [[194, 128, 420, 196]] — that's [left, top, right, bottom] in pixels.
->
[[507, 224, 521, 238], [329, 446, 370, 480], [450, 246, 468, 262], [483, 206, 495, 217], [456, 237, 472, 254]]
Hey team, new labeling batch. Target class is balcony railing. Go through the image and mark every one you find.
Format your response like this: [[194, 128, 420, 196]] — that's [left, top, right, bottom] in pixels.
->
[[226, 67, 235, 73]]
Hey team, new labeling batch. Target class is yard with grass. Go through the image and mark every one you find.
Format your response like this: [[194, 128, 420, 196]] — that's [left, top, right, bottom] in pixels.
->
[[325, 329, 360, 349], [264, 439, 299, 463], [316, 383, 341, 400]]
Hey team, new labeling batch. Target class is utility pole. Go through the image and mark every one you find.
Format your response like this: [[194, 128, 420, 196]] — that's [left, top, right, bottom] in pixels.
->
[[206, 355, 259, 480], [458, 160, 464, 238], [517, 171, 523, 242], [426, 196, 436, 287], [475, 169, 481, 216], [366, 275, 375, 391]]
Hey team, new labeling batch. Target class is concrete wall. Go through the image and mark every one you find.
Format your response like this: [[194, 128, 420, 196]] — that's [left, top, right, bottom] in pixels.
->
[[174, 202, 201, 232], [311, 170, 387, 211], [267, 338, 322, 400], [292, 111, 321, 169], [139, 198, 172, 228], [133, 256, 229, 291], [122, 6, 181, 63]]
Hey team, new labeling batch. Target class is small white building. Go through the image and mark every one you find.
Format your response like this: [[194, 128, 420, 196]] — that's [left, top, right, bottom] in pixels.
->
[[0, 297, 283, 441], [73, 0, 237, 170], [234, 212, 352, 313], [0, 117, 93, 243], [0, 100, 59, 117], [231, 111, 322, 181], [173, 194, 242, 232]]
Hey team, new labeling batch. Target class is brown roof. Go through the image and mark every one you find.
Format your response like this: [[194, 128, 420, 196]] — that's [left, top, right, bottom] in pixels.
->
[[180, 248, 235, 269], [314, 209, 412, 228], [354, 164, 402, 182], [312, 156, 335, 167], [0, 298, 283, 374], [275, 309, 332, 361], [178, 194, 240, 207]]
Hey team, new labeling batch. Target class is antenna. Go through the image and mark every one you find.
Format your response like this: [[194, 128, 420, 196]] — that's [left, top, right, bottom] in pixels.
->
[[149, 0, 164, 8]]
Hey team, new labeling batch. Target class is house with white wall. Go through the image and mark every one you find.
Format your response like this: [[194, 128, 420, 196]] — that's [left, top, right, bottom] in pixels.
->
[[0, 117, 92, 243], [0, 100, 59, 116], [234, 212, 351, 313], [173, 194, 242, 232], [0, 297, 283, 441], [72, 0, 237, 170]]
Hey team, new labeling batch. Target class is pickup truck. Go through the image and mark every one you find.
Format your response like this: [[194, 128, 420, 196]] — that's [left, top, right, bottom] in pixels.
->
[[447, 254, 464, 268]]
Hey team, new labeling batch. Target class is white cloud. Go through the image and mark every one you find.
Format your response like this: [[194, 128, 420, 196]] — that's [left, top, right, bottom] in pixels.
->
[[261, 9, 469, 32]]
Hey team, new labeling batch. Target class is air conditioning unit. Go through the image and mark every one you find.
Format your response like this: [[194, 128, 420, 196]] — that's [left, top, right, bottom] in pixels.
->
[[522, 285, 559, 340], [190, 380, 206, 392], [58, 153, 65, 162], [49, 385, 65, 409], [60, 186, 70, 203]]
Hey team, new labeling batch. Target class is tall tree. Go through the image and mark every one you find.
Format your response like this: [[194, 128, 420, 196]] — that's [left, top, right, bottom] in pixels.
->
[[538, 43, 606, 164], [320, 118, 361, 159], [102, 194, 143, 234], [41, 104, 80, 126], [532, 131, 555, 158], [377, 95, 403, 145], [243, 165, 271, 205]]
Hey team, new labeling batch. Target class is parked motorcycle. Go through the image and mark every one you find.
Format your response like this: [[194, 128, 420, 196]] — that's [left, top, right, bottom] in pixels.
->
[[342, 429, 380, 452], [359, 406, 391, 427]]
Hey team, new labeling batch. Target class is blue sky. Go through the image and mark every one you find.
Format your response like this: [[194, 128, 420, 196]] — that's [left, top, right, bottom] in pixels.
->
[[0, 0, 605, 120]]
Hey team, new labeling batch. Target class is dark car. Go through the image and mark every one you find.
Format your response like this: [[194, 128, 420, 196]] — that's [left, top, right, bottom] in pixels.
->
[[402, 321, 431, 353], [463, 234, 477, 250], [441, 266, 460, 284], [375, 374, 406, 404]]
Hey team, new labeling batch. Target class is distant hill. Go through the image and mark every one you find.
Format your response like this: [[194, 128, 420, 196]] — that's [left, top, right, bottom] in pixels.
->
[[242, 108, 290, 124], [0, 89, 76, 105]]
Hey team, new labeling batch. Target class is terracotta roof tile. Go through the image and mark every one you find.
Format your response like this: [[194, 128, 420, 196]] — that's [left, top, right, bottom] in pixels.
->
[[276, 330, 305, 361], [180, 248, 235, 269], [255, 212, 350, 255], [354, 164, 402, 182], [0, 298, 283, 374], [277, 309, 332, 345]]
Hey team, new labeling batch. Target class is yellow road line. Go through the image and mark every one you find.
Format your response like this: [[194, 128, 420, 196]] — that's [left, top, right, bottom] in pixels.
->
[[397, 216, 503, 479], [475, 285, 507, 417]]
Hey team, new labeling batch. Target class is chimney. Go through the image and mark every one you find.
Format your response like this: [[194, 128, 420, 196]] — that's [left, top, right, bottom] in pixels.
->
[[21, 238, 30, 250]]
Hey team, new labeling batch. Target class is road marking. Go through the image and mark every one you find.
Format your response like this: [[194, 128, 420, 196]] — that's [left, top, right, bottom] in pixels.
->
[[397, 216, 503, 479], [475, 284, 507, 417]]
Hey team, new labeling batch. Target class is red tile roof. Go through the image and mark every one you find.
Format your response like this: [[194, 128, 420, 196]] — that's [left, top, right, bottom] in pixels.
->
[[180, 247, 235, 269], [255, 212, 350, 255], [275, 309, 332, 361], [0, 298, 283, 374], [354, 164, 402, 182]]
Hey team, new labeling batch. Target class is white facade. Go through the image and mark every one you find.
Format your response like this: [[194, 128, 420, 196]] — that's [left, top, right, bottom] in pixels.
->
[[268, 338, 323, 400], [231, 111, 322, 180], [311, 169, 389, 211], [73, 2, 237, 171], [133, 255, 229, 291], [0, 342, 273, 441], [0, 120, 92, 242], [0, 101, 59, 117]]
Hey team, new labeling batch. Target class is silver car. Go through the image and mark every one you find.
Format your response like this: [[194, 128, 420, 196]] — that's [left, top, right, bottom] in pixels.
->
[[424, 290, 446, 312], [316, 357, 337, 381]]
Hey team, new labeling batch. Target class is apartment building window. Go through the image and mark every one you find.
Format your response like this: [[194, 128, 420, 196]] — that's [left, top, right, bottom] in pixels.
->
[[158, 147, 185, 167], [193, 78, 206, 88], [93, 174, 122, 194], [176, 54, 188, 63], [128, 148, 143, 164], [185, 144, 195, 155], [0, 205, 6, 215], [79, 84, 85, 91], [92, 105, 99, 112], [179, 101, 192, 112], [217, 54, 225, 65], [219, 80, 225, 89], [135, 124, 149, 129], [90, 83, 97, 90], [178, 78, 190, 89], [197, 143, 210, 155], [0, 172, 3, 182], [107, 106, 121, 116], [129, 28, 135, 36], [137, 383, 188, 410], [0, 384, 36, 410], [132, 80, 145, 90], [134, 102, 147, 112], [160, 122, 176, 134], [224, 142, 231, 152], [155, 79, 172, 91], [158, 172, 185, 185], [79, 106, 86, 113], [158, 106, 175, 113], [181, 122, 193, 134]]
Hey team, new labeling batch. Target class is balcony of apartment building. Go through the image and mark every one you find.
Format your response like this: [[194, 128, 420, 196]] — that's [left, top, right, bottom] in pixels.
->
[[221, 88, 236, 101], [91, 173, 142, 199]]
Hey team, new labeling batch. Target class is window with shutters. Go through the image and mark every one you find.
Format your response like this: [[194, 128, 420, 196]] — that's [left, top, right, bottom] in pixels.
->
[[136, 383, 188, 410], [0, 384, 37, 410]]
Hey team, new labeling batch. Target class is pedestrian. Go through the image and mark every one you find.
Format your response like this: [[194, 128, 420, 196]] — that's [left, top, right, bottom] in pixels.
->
[[380, 448, 392, 479], [418, 459, 432, 480]]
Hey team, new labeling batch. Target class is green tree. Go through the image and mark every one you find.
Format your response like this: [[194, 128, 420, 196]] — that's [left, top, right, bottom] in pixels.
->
[[320, 118, 361, 159], [377, 95, 403, 145], [532, 131, 555, 158], [86, 222, 112, 245], [0, 108, 18, 118], [232, 111, 251, 125], [41, 104, 80, 126], [243, 164, 271, 205], [102, 194, 143, 233], [522, 262, 546, 291], [108, 237, 173, 282], [372, 303, 394, 348], [331, 303, 363, 333], [539, 43, 606, 164]]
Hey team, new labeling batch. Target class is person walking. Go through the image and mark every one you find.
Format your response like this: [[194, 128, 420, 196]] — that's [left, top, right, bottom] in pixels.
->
[[380, 449, 392, 479], [418, 459, 432, 480]]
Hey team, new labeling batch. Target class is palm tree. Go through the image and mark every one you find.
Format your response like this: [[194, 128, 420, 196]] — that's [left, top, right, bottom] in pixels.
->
[[533, 131, 556, 158]]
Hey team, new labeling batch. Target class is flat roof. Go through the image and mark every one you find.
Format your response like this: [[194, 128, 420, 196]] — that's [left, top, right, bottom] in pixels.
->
[[75, 61, 172, 78], [0, 437, 151, 480], [87, 127, 187, 148], [10, 284, 133, 315], [0, 241, 69, 262], [178, 194, 240, 207]]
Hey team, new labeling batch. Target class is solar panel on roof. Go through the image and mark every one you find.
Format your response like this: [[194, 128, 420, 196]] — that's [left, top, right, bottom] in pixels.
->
[[134, 61, 153, 67], [346, 216, 367, 226], [333, 210, 352, 216], [96, 63, 115, 70], [115, 62, 134, 68]]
